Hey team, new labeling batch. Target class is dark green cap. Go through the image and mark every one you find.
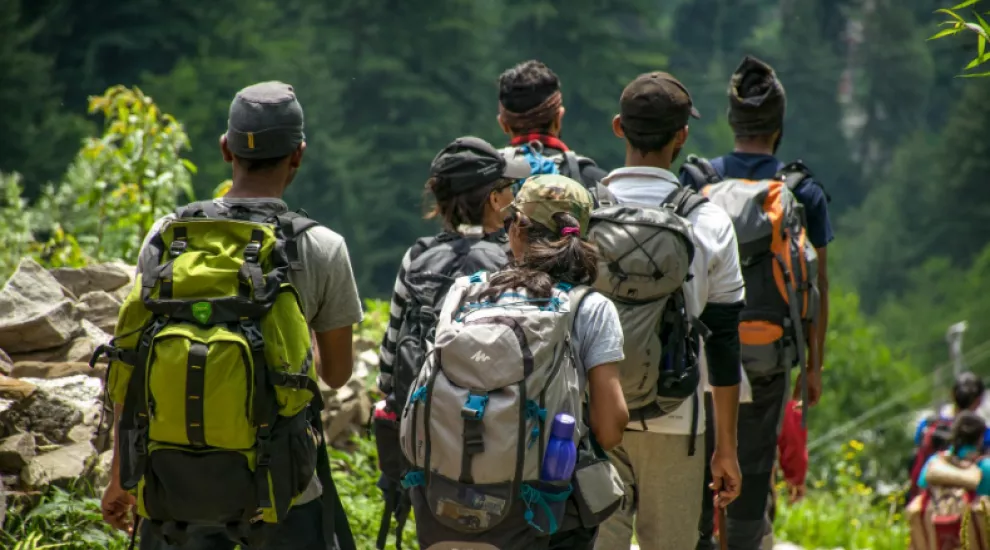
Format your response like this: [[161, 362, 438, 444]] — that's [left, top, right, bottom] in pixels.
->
[[225, 81, 305, 159]]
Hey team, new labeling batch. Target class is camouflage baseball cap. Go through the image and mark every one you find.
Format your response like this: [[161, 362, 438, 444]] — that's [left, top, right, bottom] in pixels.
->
[[505, 174, 594, 236]]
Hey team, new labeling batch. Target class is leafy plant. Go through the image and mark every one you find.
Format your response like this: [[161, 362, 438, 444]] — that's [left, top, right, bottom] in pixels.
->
[[1, 482, 130, 550], [931, 0, 990, 76], [356, 299, 391, 348], [775, 441, 910, 550]]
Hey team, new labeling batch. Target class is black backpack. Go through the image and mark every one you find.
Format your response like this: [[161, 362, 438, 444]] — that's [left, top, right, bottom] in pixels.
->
[[374, 230, 509, 550]]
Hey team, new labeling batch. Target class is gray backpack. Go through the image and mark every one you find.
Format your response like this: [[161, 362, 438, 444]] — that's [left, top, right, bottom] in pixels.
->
[[399, 272, 617, 546], [587, 187, 709, 452]]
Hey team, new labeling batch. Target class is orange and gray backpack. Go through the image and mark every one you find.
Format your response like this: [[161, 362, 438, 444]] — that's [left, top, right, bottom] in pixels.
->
[[680, 155, 820, 424]]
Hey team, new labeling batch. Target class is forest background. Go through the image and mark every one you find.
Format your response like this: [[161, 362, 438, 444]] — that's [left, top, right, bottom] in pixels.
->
[[2, 0, 990, 547]]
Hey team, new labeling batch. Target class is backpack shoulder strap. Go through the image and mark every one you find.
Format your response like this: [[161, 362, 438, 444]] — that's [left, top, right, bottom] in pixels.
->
[[562, 151, 582, 181], [679, 155, 721, 190], [662, 186, 709, 218], [273, 211, 322, 271], [776, 160, 832, 203], [175, 200, 222, 219], [592, 182, 618, 208]]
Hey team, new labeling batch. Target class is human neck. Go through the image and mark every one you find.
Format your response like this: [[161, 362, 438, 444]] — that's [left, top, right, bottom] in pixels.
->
[[624, 150, 672, 171], [225, 176, 284, 199], [733, 140, 774, 155]]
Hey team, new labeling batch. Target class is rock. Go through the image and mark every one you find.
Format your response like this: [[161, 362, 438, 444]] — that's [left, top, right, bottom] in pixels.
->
[[20, 442, 96, 489], [0, 375, 37, 401], [0, 475, 5, 530], [319, 370, 373, 447], [0, 258, 80, 354], [77, 291, 121, 334], [10, 321, 111, 365], [0, 349, 11, 377], [8, 362, 101, 380], [0, 433, 35, 473], [67, 424, 96, 446], [0, 389, 84, 445], [357, 349, 379, 371], [50, 263, 132, 298], [22, 375, 103, 414], [89, 450, 114, 492]]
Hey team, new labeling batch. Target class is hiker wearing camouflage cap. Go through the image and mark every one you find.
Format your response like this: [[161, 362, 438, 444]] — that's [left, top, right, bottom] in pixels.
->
[[504, 173, 595, 238]]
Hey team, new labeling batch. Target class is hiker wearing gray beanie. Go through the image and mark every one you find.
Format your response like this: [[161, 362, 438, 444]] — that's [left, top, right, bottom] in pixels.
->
[[679, 55, 834, 550]]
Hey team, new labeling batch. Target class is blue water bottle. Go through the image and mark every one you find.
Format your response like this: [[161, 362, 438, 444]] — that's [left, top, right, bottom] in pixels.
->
[[541, 413, 577, 481]]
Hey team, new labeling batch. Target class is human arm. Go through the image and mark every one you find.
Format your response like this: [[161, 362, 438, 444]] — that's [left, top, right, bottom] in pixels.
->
[[307, 231, 364, 389], [587, 363, 628, 450], [101, 404, 136, 533], [814, 246, 829, 373], [377, 247, 417, 397], [574, 293, 628, 451]]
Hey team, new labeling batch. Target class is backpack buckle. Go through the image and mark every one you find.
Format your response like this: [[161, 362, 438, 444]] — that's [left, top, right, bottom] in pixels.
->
[[169, 240, 188, 257], [461, 393, 489, 420], [239, 320, 265, 351], [244, 242, 261, 263]]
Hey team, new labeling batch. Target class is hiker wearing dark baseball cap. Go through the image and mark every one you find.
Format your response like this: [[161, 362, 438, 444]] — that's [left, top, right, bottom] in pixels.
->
[[678, 56, 834, 550], [102, 81, 364, 550], [372, 136, 524, 548], [496, 60, 610, 199], [593, 71, 745, 550]]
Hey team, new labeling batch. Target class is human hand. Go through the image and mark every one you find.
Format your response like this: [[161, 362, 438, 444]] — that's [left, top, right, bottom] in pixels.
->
[[786, 480, 806, 504], [101, 482, 136, 534], [793, 368, 822, 407], [710, 449, 742, 508]]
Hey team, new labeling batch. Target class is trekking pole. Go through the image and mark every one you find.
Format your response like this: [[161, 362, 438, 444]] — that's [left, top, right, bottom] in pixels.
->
[[717, 505, 728, 550]]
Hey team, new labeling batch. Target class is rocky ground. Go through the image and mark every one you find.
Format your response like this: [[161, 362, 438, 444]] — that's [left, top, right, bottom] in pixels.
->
[[0, 257, 375, 529]]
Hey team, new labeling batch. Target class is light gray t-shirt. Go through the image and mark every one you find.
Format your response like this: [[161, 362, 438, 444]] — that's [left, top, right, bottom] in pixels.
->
[[572, 291, 625, 371], [136, 197, 364, 505]]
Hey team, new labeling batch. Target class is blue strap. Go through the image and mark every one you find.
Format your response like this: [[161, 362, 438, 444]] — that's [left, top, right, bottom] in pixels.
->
[[400, 470, 424, 489], [512, 145, 560, 194], [410, 386, 427, 403], [526, 400, 547, 449], [520, 483, 572, 535]]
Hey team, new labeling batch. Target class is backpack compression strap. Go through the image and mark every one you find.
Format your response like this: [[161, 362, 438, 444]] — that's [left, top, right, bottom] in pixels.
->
[[679, 155, 722, 191]]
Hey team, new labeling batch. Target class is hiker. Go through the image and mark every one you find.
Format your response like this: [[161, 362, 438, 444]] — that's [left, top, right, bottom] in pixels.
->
[[98, 81, 364, 550], [909, 372, 990, 501], [679, 56, 829, 550], [909, 411, 990, 550], [496, 60, 609, 196], [399, 174, 628, 550], [589, 71, 744, 550], [372, 136, 527, 549]]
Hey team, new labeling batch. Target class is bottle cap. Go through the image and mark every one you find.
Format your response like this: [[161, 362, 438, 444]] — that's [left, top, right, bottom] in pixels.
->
[[550, 413, 576, 439]]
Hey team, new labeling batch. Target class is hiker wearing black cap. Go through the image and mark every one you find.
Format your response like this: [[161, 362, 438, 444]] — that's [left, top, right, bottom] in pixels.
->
[[496, 60, 609, 196], [100, 81, 363, 550], [592, 72, 744, 550], [372, 136, 524, 549], [679, 56, 833, 550]]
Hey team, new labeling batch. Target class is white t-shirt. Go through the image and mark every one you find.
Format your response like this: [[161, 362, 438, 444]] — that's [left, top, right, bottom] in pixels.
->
[[603, 166, 747, 435]]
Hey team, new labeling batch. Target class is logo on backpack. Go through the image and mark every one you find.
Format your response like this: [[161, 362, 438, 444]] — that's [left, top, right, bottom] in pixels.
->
[[471, 350, 492, 363], [399, 274, 591, 545], [587, 187, 709, 443]]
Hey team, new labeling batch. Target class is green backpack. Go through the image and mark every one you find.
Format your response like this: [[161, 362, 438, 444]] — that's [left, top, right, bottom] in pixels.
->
[[94, 200, 352, 548]]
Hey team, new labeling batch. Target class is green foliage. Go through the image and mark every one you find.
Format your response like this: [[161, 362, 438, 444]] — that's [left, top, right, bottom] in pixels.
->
[[775, 441, 909, 550], [356, 299, 391, 347], [932, 0, 990, 76], [331, 438, 419, 549], [0, 85, 195, 280], [2, 482, 130, 550]]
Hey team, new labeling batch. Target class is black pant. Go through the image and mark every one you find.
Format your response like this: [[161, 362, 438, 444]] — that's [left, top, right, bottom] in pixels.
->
[[549, 526, 598, 550], [697, 374, 788, 550], [138, 500, 327, 550]]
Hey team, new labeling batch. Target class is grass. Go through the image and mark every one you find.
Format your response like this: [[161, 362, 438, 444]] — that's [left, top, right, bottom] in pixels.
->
[[773, 441, 910, 550]]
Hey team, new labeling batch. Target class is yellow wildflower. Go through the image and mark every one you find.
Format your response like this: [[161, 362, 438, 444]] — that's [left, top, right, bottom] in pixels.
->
[[849, 440, 864, 451]]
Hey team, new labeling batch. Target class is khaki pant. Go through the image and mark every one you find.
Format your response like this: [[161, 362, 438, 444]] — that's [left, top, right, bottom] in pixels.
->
[[595, 431, 705, 550]]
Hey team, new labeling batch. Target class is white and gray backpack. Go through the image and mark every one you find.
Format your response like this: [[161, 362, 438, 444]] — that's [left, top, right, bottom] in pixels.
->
[[399, 272, 618, 547], [587, 186, 710, 453]]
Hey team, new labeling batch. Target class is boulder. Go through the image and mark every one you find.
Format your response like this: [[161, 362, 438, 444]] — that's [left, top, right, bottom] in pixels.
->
[[0, 349, 11, 377], [67, 424, 96, 446], [10, 321, 111, 365], [0, 433, 35, 473], [8, 362, 102, 380], [77, 291, 121, 334], [0, 258, 80, 354], [49, 263, 132, 298], [88, 450, 114, 493], [20, 442, 97, 489], [0, 375, 37, 401], [0, 389, 84, 445]]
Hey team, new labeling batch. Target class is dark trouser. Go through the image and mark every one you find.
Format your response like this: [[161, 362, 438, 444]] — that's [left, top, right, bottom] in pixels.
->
[[549, 525, 598, 550], [138, 499, 327, 550], [697, 374, 787, 550]]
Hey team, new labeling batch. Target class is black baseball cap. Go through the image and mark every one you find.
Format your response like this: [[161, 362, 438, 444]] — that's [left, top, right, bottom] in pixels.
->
[[429, 136, 531, 198], [619, 72, 701, 135], [225, 81, 305, 159]]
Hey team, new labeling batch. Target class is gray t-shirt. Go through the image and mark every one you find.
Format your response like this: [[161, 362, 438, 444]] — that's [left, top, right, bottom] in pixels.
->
[[136, 197, 364, 505], [572, 291, 625, 371]]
